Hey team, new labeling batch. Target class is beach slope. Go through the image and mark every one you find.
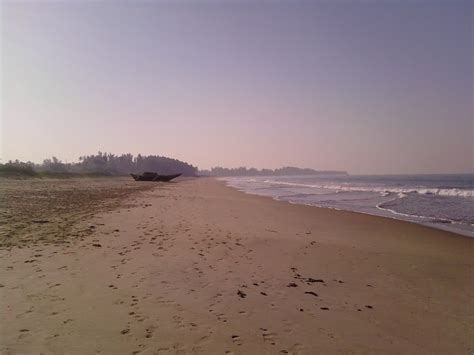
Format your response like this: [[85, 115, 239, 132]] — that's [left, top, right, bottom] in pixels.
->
[[1, 177, 473, 354]]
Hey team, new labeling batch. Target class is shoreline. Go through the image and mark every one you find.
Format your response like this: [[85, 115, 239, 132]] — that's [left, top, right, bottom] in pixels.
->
[[218, 177, 474, 238], [1, 177, 473, 353]]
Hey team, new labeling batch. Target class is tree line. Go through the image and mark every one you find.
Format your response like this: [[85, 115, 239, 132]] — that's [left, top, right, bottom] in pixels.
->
[[1, 152, 197, 176]]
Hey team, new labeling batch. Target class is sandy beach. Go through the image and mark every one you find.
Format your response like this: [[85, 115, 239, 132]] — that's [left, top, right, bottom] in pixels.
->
[[1, 177, 473, 354]]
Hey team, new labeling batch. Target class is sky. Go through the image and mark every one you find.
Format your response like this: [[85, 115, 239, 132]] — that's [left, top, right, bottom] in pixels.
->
[[1, 0, 472, 174]]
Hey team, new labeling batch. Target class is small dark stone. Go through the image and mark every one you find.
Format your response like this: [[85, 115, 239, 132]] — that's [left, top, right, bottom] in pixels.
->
[[260, 292, 267, 296], [304, 291, 318, 297], [365, 305, 373, 309], [92, 243, 102, 247], [320, 307, 329, 310], [237, 290, 247, 298], [287, 282, 298, 288]]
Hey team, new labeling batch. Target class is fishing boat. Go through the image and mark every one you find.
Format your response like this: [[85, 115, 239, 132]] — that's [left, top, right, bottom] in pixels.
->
[[130, 172, 181, 182]]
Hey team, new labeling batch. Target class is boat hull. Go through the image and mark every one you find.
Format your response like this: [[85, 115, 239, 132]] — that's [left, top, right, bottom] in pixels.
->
[[131, 173, 181, 182]]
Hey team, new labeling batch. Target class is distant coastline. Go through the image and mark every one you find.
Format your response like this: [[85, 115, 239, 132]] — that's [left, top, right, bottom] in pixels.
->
[[199, 166, 348, 177]]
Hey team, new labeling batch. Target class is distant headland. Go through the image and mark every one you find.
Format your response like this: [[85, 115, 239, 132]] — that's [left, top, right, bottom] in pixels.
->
[[199, 166, 348, 177]]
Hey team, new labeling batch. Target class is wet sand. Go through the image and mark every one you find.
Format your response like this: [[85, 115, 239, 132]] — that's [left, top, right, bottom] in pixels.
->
[[1, 177, 473, 354]]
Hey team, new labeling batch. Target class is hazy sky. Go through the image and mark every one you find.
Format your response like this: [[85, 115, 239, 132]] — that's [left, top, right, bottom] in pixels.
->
[[1, 0, 472, 174]]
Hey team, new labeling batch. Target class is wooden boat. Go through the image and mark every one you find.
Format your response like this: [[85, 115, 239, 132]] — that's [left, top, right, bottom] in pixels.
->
[[131, 172, 181, 182]]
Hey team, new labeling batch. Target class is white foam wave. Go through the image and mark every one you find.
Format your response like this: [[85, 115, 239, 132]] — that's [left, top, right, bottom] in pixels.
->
[[260, 180, 473, 198], [376, 202, 457, 224]]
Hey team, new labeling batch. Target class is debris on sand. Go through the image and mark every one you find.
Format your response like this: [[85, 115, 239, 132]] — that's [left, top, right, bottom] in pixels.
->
[[306, 278, 324, 283], [237, 290, 247, 298]]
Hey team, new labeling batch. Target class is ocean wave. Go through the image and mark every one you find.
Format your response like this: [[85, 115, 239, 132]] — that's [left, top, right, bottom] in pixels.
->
[[376, 202, 455, 224], [260, 180, 474, 198]]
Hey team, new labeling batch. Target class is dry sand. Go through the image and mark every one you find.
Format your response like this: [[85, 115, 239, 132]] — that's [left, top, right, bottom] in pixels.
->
[[1, 177, 473, 354]]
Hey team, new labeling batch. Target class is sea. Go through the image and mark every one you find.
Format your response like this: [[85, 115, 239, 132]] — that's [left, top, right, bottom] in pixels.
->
[[221, 174, 474, 237]]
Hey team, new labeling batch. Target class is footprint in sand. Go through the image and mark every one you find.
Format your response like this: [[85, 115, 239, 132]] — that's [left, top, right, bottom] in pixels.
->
[[18, 329, 30, 340], [231, 335, 243, 346], [281, 343, 305, 354], [216, 313, 228, 323], [172, 315, 185, 329], [262, 331, 277, 345], [145, 326, 155, 338]]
